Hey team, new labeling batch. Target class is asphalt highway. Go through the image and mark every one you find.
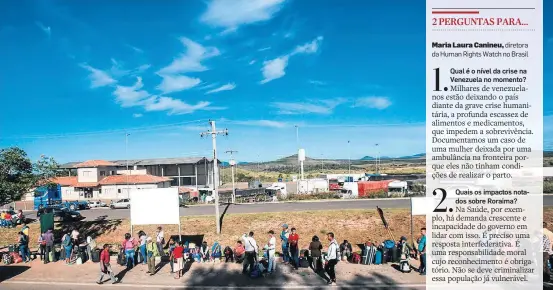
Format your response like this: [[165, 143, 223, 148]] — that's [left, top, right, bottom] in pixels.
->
[[23, 195, 553, 221]]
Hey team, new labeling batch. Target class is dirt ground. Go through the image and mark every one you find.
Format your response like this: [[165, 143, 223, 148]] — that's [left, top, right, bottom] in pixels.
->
[[5, 207, 553, 252], [1, 209, 425, 252]]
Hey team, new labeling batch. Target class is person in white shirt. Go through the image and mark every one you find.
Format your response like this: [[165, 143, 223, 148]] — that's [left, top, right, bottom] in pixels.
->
[[156, 227, 165, 256], [71, 228, 80, 247], [241, 232, 258, 274], [324, 232, 340, 286], [265, 230, 277, 273]]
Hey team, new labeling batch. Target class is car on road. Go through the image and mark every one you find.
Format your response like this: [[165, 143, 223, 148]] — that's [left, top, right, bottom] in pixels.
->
[[37, 207, 84, 222], [110, 198, 130, 209], [88, 200, 107, 208]]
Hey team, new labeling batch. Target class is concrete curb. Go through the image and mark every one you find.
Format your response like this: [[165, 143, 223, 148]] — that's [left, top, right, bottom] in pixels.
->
[[2, 280, 426, 289], [182, 197, 413, 207]]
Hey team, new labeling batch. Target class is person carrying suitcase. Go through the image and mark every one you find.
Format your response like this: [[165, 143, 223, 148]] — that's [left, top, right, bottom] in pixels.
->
[[97, 244, 119, 284]]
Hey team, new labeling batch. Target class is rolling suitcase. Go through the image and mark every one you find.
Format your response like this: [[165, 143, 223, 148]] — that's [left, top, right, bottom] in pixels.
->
[[117, 250, 126, 266], [299, 257, 310, 268], [91, 249, 101, 263]]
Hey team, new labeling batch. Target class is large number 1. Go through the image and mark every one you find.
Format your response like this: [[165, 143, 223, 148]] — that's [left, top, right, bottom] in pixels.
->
[[433, 68, 441, 91]]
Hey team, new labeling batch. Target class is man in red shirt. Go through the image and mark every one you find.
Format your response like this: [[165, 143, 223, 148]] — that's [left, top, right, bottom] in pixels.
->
[[4, 212, 12, 227], [289, 228, 300, 270], [97, 244, 118, 284]]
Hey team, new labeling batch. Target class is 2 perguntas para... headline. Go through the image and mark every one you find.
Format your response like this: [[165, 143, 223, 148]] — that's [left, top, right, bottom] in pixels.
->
[[432, 17, 528, 26]]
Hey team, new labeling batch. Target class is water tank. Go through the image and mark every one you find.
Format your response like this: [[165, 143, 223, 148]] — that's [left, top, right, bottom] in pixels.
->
[[298, 149, 306, 161]]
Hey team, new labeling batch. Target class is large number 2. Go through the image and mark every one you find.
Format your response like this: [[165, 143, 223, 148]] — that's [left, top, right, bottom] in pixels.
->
[[433, 188, 447, 212]]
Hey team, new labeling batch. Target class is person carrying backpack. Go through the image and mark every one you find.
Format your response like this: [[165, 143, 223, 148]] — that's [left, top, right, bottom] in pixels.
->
[[280, 224, 290, 264], [309, 235, 323, 272], [18, 231, 29, 263], [241, 232, 258, 274], [122, 233, 138, 269], [43, 229, 54, 264], [200, 241, 210, 263], [146, 237, 159, 275], [398, 236, 411, 273], [62, 232, 73, 264], [324, 232, 340, 286]]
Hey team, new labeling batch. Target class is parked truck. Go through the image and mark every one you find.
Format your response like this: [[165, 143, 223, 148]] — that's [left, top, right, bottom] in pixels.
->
[[298, 179, 329, 194], [387, 180, 408, 197], [357, 180, 393, 197], [34, 184, 90, 210]]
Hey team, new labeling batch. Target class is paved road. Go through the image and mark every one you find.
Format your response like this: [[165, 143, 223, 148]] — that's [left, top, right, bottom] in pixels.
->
[[1, 281, 426, 290], [25, 195, 553, 221]]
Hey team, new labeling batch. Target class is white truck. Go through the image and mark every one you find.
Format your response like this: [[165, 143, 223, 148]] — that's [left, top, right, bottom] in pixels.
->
[[298, 179, 329, 194], [387, 180, 408, 197], [266, 182, 287, 200], [339, 182, 359, 199]]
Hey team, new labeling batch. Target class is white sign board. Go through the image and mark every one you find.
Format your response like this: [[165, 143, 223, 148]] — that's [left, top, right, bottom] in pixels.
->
[[130, 188, 180, 225], [410, 197, 431, 216]]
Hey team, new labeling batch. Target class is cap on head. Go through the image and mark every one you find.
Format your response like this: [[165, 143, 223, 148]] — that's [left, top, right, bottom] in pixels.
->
[[282, 224, 288, 229]]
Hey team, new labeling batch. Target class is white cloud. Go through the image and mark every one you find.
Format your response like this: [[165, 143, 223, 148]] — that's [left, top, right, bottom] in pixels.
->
[[158, 37, 220, 74], [355, 97, 392, 110], [259, 36, 323, 84], [112, 77, 151, 107], [80, 64, 117, 88], [143, 96, 225, 115], [198, 83, 219, 90], [134, 64, 151, 74], [35, 21, 51, 37], [249, 60, 256, 65], [156, 74, 201, 94], [258, 47, 271, 52], [133, 113, 143, 118], [109, 59, 150, 78], [271, 99, 345, 115], [200, 0, 285, 31], [127, 44, 143, 53], [260, 56, 288, 84], [291, 36, 323, 55], [309, 80, 326, 85], [206, 83, 236, 94]]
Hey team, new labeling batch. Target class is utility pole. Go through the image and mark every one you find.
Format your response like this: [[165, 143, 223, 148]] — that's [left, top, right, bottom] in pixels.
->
[[225, 150, 238, 203], [200, 120, 228, 235], [348, 140, 351, 175], [375, 143, 380, 173], [125, 133, 130, 198]]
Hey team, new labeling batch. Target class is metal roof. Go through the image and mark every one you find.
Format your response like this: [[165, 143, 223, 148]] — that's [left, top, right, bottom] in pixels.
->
[[59, 156, 220, 169]]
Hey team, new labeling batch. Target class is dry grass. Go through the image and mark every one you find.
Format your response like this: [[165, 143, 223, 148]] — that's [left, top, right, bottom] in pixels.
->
[[1, 209, 425, 251]]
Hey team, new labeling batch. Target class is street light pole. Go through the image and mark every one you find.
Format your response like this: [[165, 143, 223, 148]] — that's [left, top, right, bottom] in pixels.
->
[[225, 150, 238, 204], [125, 133, 130, 198], [201, 121, 229, 235], [375, 143, 380, 173]]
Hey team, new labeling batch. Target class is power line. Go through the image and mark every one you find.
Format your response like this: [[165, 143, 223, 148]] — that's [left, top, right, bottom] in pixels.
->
[[1, 119, 208, 140]]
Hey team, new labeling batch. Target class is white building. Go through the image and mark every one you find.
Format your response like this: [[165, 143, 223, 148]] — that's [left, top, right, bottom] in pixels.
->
[[54, 160, 172, 200]]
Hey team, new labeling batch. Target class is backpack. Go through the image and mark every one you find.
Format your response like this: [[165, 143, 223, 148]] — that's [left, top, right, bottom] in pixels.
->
[[400, 260, 411, 273], [351, 252, 361, 264], [62, 235, 71, 247], [374, 250, 382, 265], [224, 246, 232, 255], [384, 240, 395, 249]]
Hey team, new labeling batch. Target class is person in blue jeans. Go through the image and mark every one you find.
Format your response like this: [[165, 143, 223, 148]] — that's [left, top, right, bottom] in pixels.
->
[[280, 224, 290, 264], [418, 227, 426, 275], [18, 232, 29, 262], [138, 231, 148, 264]]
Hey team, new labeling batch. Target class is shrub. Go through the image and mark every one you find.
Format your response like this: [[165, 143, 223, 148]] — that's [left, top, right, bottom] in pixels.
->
[[545, 180, 553, 194]]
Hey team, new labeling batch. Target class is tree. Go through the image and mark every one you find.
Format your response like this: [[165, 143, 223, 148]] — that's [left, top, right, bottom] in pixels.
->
[[0, 147, 35, 205], [0, 147, 62, 205]]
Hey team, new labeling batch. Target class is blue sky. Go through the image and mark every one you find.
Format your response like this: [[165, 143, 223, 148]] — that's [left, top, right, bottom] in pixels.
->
[[0, 0, 551, 163]]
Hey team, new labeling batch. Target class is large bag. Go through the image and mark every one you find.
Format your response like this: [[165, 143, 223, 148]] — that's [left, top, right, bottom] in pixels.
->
[[391, 246, 400, 263], [362, 245, 376, 265], [3, 253, 12, 265], [400, 261, 411, 273], [91, 249, 101, 263], [351, 252, 361, 264], [299, 257, 310, 268], [49, 251, 54, 262], [384, 240, 395, 249], [374, 250, 382, 265], [10, 252, 22, 263], [117, 250, 126, 266]]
